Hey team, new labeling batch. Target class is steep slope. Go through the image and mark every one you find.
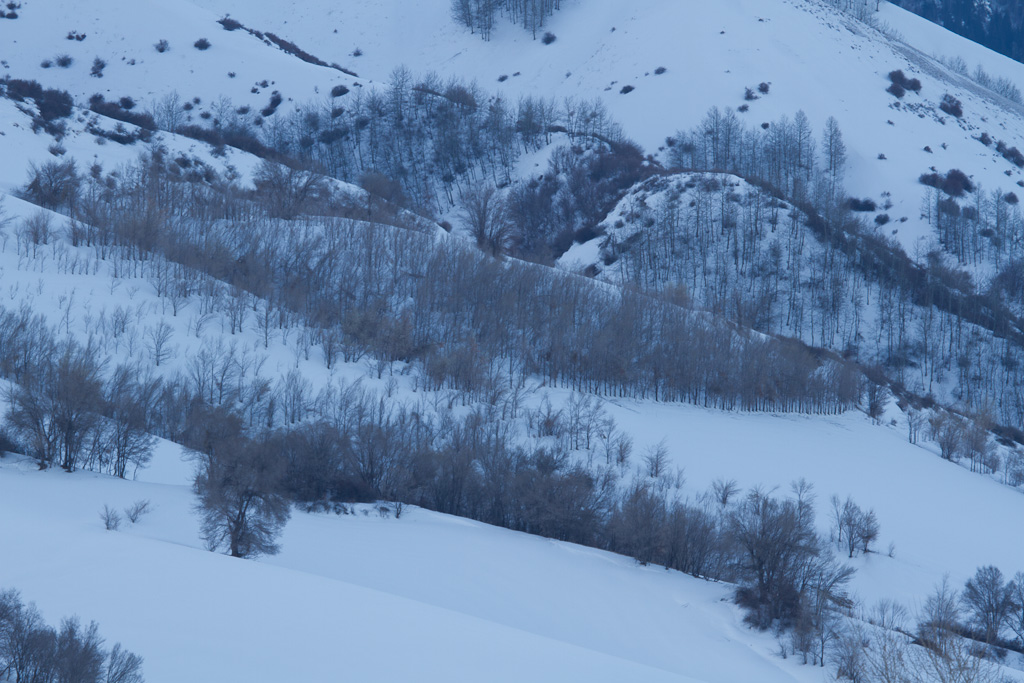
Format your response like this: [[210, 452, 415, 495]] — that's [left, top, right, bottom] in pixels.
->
[[179, 0, 1024, 256]]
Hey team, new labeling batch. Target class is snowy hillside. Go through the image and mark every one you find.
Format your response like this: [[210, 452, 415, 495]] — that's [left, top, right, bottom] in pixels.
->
[[4, 404, 1024, 682], [175, 0, 1024, 254], [6, 0, 1024, 681]]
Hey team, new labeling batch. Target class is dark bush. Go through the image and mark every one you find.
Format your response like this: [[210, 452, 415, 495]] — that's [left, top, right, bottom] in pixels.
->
[[155, 39, 169, 53], [744, 87, 758, 101], [979, 132, 992, 146], [738, 104, 749, 113], [889, 69, 922, 93], [330, 84, 349, 98], [848, 198, 877, 212], [654, 66, 666, 75], [542, 32, 556, 44], [920, 169, 974, 196], [875, 213, 890, 226], [194, 38, 211, 50], [620, 85, 634, 94], [90, 57, 105, 77], [940, 93, 963, 118], [40, 59, 52, 68], [944, 168, 973, 195], [218, 16, 242, 31], [887, 82, 905, 99], [758, 82, 770, 94], [1006, 192, 1019, 205], [55, 53, 72, 67], [497, 74, 508, 82], [261, 91, 284, 117], [2, 79, 74, 122], [998, 142, 1024, 167], [89, 95, 156, 131]]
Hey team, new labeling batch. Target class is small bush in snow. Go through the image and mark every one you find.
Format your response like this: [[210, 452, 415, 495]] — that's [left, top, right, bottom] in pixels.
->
[[541, 32, 556, 45], [330, 84, 349, 97], [124, 499, 152, 523], [55, 53, 72, 67], [100, 505, 121, 531], [888, 69, 921, 94], [758, 81, 770, 94], [939, 94, 963, 118], [194, 38, 211, 51], [154, 39, 169, 53], [90, 56, 105, 77], [620, 85, 634, 94], [217, 16, 242, 31], [654, 66, 666, 75], [847, 198, 877, 212]]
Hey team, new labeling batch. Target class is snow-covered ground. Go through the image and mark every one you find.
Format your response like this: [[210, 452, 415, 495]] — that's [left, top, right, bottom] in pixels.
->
[[0, 450, 805, 683], [6, 0, 1024, 680]]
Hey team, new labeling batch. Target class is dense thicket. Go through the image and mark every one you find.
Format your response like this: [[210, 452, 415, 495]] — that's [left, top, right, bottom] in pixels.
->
[[636, 106, 1024, 447], [452, 0, 564, 40], [0, 589, 144, 683]]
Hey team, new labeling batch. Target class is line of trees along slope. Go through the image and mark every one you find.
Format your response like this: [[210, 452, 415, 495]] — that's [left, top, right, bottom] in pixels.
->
[[589, 105, 1024, 433]]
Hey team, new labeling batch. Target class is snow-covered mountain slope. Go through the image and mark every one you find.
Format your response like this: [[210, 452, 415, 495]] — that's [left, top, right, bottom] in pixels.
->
[[7, 1, 1024, 680], [0, 452, 806, 683], [172, 0, 1024, 258], [4, 396, 1024, 681], [6, 0, 1024, 259], [0, 0, 359, 129]]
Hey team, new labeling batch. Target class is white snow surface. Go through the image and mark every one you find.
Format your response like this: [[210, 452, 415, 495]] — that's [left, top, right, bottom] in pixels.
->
[[5, 1, 1024, 681]]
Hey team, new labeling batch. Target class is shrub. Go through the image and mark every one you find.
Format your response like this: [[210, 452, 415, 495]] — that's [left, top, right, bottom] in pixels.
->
[[124, 499, 151, 523], [875, 213, 890, 226], [848, 198, 877, 212], [979, 132, 992, 146], [260, 91, 283, 117], [90, 56, 106, 77], [330, 84, 349, 97], [55, 53, 72, 67], [886, 82, 905, 99], [542, 32, 556, 44], [889, 69, 922, 93], [758, 82, 770, 94], [89, 95, 156, 131], [620, 85, 634, 94], [154, 39, 169, 53], [497, 74, 508, 82], [217, 16, 242, 31], [920, 169, 974, 196], [738, 104, 749, 113], [194, 38, 211, 50], [944, 168, 973, 194], [3, 80, 74, 123], [352, 47, 363, 56], [100, 505, 121, 531], [1006, 192, 1019, 205], [940, 93, 963, 118], [654, 66, 666, 75], [66, 30, 85, 41], [40, 59, 52, 68]]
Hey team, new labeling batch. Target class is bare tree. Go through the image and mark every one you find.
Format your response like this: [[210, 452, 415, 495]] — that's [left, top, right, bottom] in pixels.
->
[[193, 437, 291, 558], [962, 565, 1012, 645], [459, 185, 514, 257]]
